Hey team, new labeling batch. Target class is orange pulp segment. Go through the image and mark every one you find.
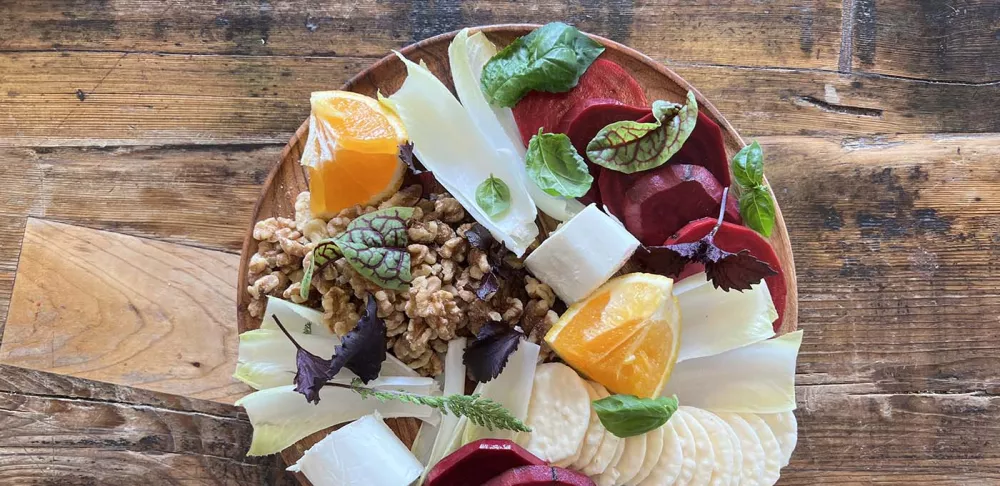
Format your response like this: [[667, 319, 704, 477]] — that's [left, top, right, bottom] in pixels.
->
[[544, 273, 681, 398], [301, 91, 407, 218]]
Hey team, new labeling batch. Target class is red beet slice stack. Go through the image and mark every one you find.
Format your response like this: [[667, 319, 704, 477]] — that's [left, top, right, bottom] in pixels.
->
[[635, 111, 732, 188], [482, 465, 596, 486], [425, 439, 545, 486]]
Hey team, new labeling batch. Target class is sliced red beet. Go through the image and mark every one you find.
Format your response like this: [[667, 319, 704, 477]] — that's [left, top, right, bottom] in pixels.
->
[[426, 439, 545, 486], [513, 58, 647, 146], [636, 111, 732, 188], [482, 465, 596, 486], [600, 164, 741, 245], [561, 99, 650, 204], [665, 218, 787, 332]]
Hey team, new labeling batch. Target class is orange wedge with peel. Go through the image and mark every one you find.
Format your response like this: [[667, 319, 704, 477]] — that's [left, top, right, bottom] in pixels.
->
[[544, 273, 681, 398], [301, 91, 408, 218]]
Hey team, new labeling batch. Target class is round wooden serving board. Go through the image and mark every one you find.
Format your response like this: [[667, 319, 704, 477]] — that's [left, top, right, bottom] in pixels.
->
[[236, 24, 799, 481]]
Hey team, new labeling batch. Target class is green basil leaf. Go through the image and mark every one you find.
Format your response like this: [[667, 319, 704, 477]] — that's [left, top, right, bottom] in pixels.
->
[[732, 140, 764, 188], [299, 240, 343, 300], [592, 394, 679, 438], [740, 185, 776, 237], [525, 129, 593, 198], [586, 91, 699, 174], [334, 207, 415, 290], [476, 175, 511, 218], [480, 22, 605, 107]]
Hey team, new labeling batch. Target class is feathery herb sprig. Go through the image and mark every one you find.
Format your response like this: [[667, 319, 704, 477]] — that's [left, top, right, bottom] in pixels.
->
[[328, 379, 531, 433]]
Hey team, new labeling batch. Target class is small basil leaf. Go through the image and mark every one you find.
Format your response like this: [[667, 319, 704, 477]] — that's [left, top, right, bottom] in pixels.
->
[[526, 129, 593, 198], [334, 207, 414, 290], [476, 175, 512, 219], [739, 185, 776, 237], [586, 92, 698, 174], [731, 141, 764, 188], [592, 394, 679, 438], [480, 22, 605, 107]]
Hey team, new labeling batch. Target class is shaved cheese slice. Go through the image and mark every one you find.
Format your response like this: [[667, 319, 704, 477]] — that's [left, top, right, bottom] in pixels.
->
[[683, 407, 737, 486], [757, 411, 798, 467], [521, 363, 590, 463], [525, 204, 640, 304], [740, 413, 782, 485], [664, 331, 803, 413], [582, 382, 621, 476], [385, 52, 538, 256], [593, 435, 626, 486], [260, 296, 329, 336], [675, 275, 777, 362], [638, 422, 683, 486], [238, 379, 438, 456], [630, 425, 663, 485], [615, 433, 648, 484], [463, 339, 540, 444], [675, 409, 714, 486], [288, 412, 422, 486], [572, 381, 607, 470], [717, 412, 765, 486], [450, 29, 582, 221]]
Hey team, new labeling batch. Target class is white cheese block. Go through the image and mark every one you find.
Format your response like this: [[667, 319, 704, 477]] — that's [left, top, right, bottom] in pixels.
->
[[525, 204, 640, 304], [740, 413, 782, 485], [629, 425, 664, 485], [593, 435, 627, 486], [521, 363, 591, 464], [614, 433, 648, 485], [287, 413, 422, 486], [717, 412, 766, 486], [683, 407, 739, 486], [757, 411, 798, 467], [582, 382, 621, 476], [572, 381, 609, 470], [675, 408, 714, 486], [638, 420, 683, 486]]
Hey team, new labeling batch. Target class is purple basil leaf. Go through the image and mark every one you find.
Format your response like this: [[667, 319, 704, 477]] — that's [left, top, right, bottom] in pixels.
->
[[294, 349, 335, 404], [331, 294, 387, 384], [636, 245, 691, 278], [399, 142, 424, 174], [705, 250, 778, 292], [464, 223, 495, 250], [463, 322, 523, 383], [476, 271, 501, 301]]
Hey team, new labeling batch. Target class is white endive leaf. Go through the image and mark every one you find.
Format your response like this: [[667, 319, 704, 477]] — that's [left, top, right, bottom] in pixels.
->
[[450, 28, 582, 221], [238, 378, 439, 456], [288, 412, 423, 486], [462, 339, 540, 443], [260, 296, 330, 337], [663, 331, 802, 413], [417, 338, 469, 484], [675, 274, 777, 362], [384, 51, 539, 256]]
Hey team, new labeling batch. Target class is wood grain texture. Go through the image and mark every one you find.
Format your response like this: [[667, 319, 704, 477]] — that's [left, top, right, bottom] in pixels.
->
[[0, 219, 250, 404], [0, 0, 842, 68]]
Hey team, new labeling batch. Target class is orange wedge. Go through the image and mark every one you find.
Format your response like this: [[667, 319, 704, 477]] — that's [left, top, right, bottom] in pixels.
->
[[301, 91, 408, 218], [545, 273, 681, 398]]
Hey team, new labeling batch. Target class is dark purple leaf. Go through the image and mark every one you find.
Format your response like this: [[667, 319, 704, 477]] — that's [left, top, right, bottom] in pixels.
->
[[270, 315, 337, 404], [399, 142, 423, 174], [332, 294, 387, 383], [705, 250, 777, 292], [475, 271, 500, 300], [464, 223, 495, 250], [636, 245, 690, 278], [464, 322, 523, 383]]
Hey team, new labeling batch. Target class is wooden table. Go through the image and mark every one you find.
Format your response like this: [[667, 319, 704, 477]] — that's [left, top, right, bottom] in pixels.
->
[[0, 2, 998, 484]]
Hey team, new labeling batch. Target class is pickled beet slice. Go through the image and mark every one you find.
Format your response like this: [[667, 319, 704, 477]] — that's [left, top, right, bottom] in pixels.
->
[[636, 111, 731, 188], [665, 218, 787, 332], [482, 465, 596, 486], [425, 439, 545, 486]]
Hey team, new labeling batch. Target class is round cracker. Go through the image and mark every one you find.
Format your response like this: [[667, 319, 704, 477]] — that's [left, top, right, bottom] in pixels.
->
[[522, 363, 591, 464], [571, 381, 607, 470], [630, 425, 664, 485], [718, 412, 766, 486], [614, 433, 648, 484], [675, 408, 714, 486], [757, 411, 797, 467], [581, 382, 621, 476], [593, 435, 627, 486], [682, 407, 737, 486], [740, 413, 782, 485], [638, 421, 683, 486]]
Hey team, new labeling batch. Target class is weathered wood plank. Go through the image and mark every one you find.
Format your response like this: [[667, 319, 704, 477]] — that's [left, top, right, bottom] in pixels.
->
[[761, 133, 1000, 394], [2, 51, 997, 147], [849, 0, 1000, 83], [0, 389, 294, 485], [0, 0, 842, 69], [0, 145, 277, 251], [0, 219, 250, 404], [782, 389, 1000, 484]]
